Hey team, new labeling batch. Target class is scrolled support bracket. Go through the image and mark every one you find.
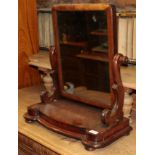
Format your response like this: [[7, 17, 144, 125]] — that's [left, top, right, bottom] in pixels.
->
[[102, 54, 129, 126]]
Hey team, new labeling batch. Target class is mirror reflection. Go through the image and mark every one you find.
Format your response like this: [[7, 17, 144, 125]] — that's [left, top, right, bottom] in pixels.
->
[[57, 11, 110, 105]]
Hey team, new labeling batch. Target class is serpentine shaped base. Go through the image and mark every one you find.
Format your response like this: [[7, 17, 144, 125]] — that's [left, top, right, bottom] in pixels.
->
[[24, 101, 132, 151]]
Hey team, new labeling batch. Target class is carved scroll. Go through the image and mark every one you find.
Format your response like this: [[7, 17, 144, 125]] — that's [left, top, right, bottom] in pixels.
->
[[102, 54, 128, 126]]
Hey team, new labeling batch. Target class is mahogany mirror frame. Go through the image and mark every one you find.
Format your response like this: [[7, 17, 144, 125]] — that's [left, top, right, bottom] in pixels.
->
[[52, 4, 118, 108], [24, 4, 132, 151]]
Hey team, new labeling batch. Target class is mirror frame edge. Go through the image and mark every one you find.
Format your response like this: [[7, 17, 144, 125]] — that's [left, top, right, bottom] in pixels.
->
[[52, 4, 118, 108]]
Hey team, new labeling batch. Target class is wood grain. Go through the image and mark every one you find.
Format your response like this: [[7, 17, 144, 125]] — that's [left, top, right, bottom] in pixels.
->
[[18, 0, 40, 88]]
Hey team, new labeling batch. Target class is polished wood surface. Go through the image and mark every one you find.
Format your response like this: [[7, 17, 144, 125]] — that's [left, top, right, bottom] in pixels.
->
[[18, 0, 40, 88], [28, 51, 136, 89], [52, 4, 109, 11], [19, 86, 135, 155]]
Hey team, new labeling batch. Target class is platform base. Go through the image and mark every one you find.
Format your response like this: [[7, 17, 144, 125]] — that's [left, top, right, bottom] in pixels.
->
[[24, 99, 132, 151]]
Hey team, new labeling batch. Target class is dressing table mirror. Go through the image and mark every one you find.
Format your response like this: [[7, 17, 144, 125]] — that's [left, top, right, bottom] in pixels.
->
[[24, 4, 132, 151]]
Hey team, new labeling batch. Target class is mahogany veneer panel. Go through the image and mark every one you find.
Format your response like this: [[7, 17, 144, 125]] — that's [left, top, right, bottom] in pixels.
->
[[26, 99, 131, 143], [33, 99, 103, 130]]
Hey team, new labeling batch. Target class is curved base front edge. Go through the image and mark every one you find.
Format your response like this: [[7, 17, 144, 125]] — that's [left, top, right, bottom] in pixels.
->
[[24, 103, 132, 151]]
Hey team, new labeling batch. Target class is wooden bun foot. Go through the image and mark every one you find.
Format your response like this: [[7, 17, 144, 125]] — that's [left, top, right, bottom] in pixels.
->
[[84, 146, 95, 151], [24, 113, 37, 123]]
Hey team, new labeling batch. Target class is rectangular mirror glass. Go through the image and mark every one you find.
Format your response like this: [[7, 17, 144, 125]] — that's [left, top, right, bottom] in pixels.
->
[[56, 10, 112, 107]]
